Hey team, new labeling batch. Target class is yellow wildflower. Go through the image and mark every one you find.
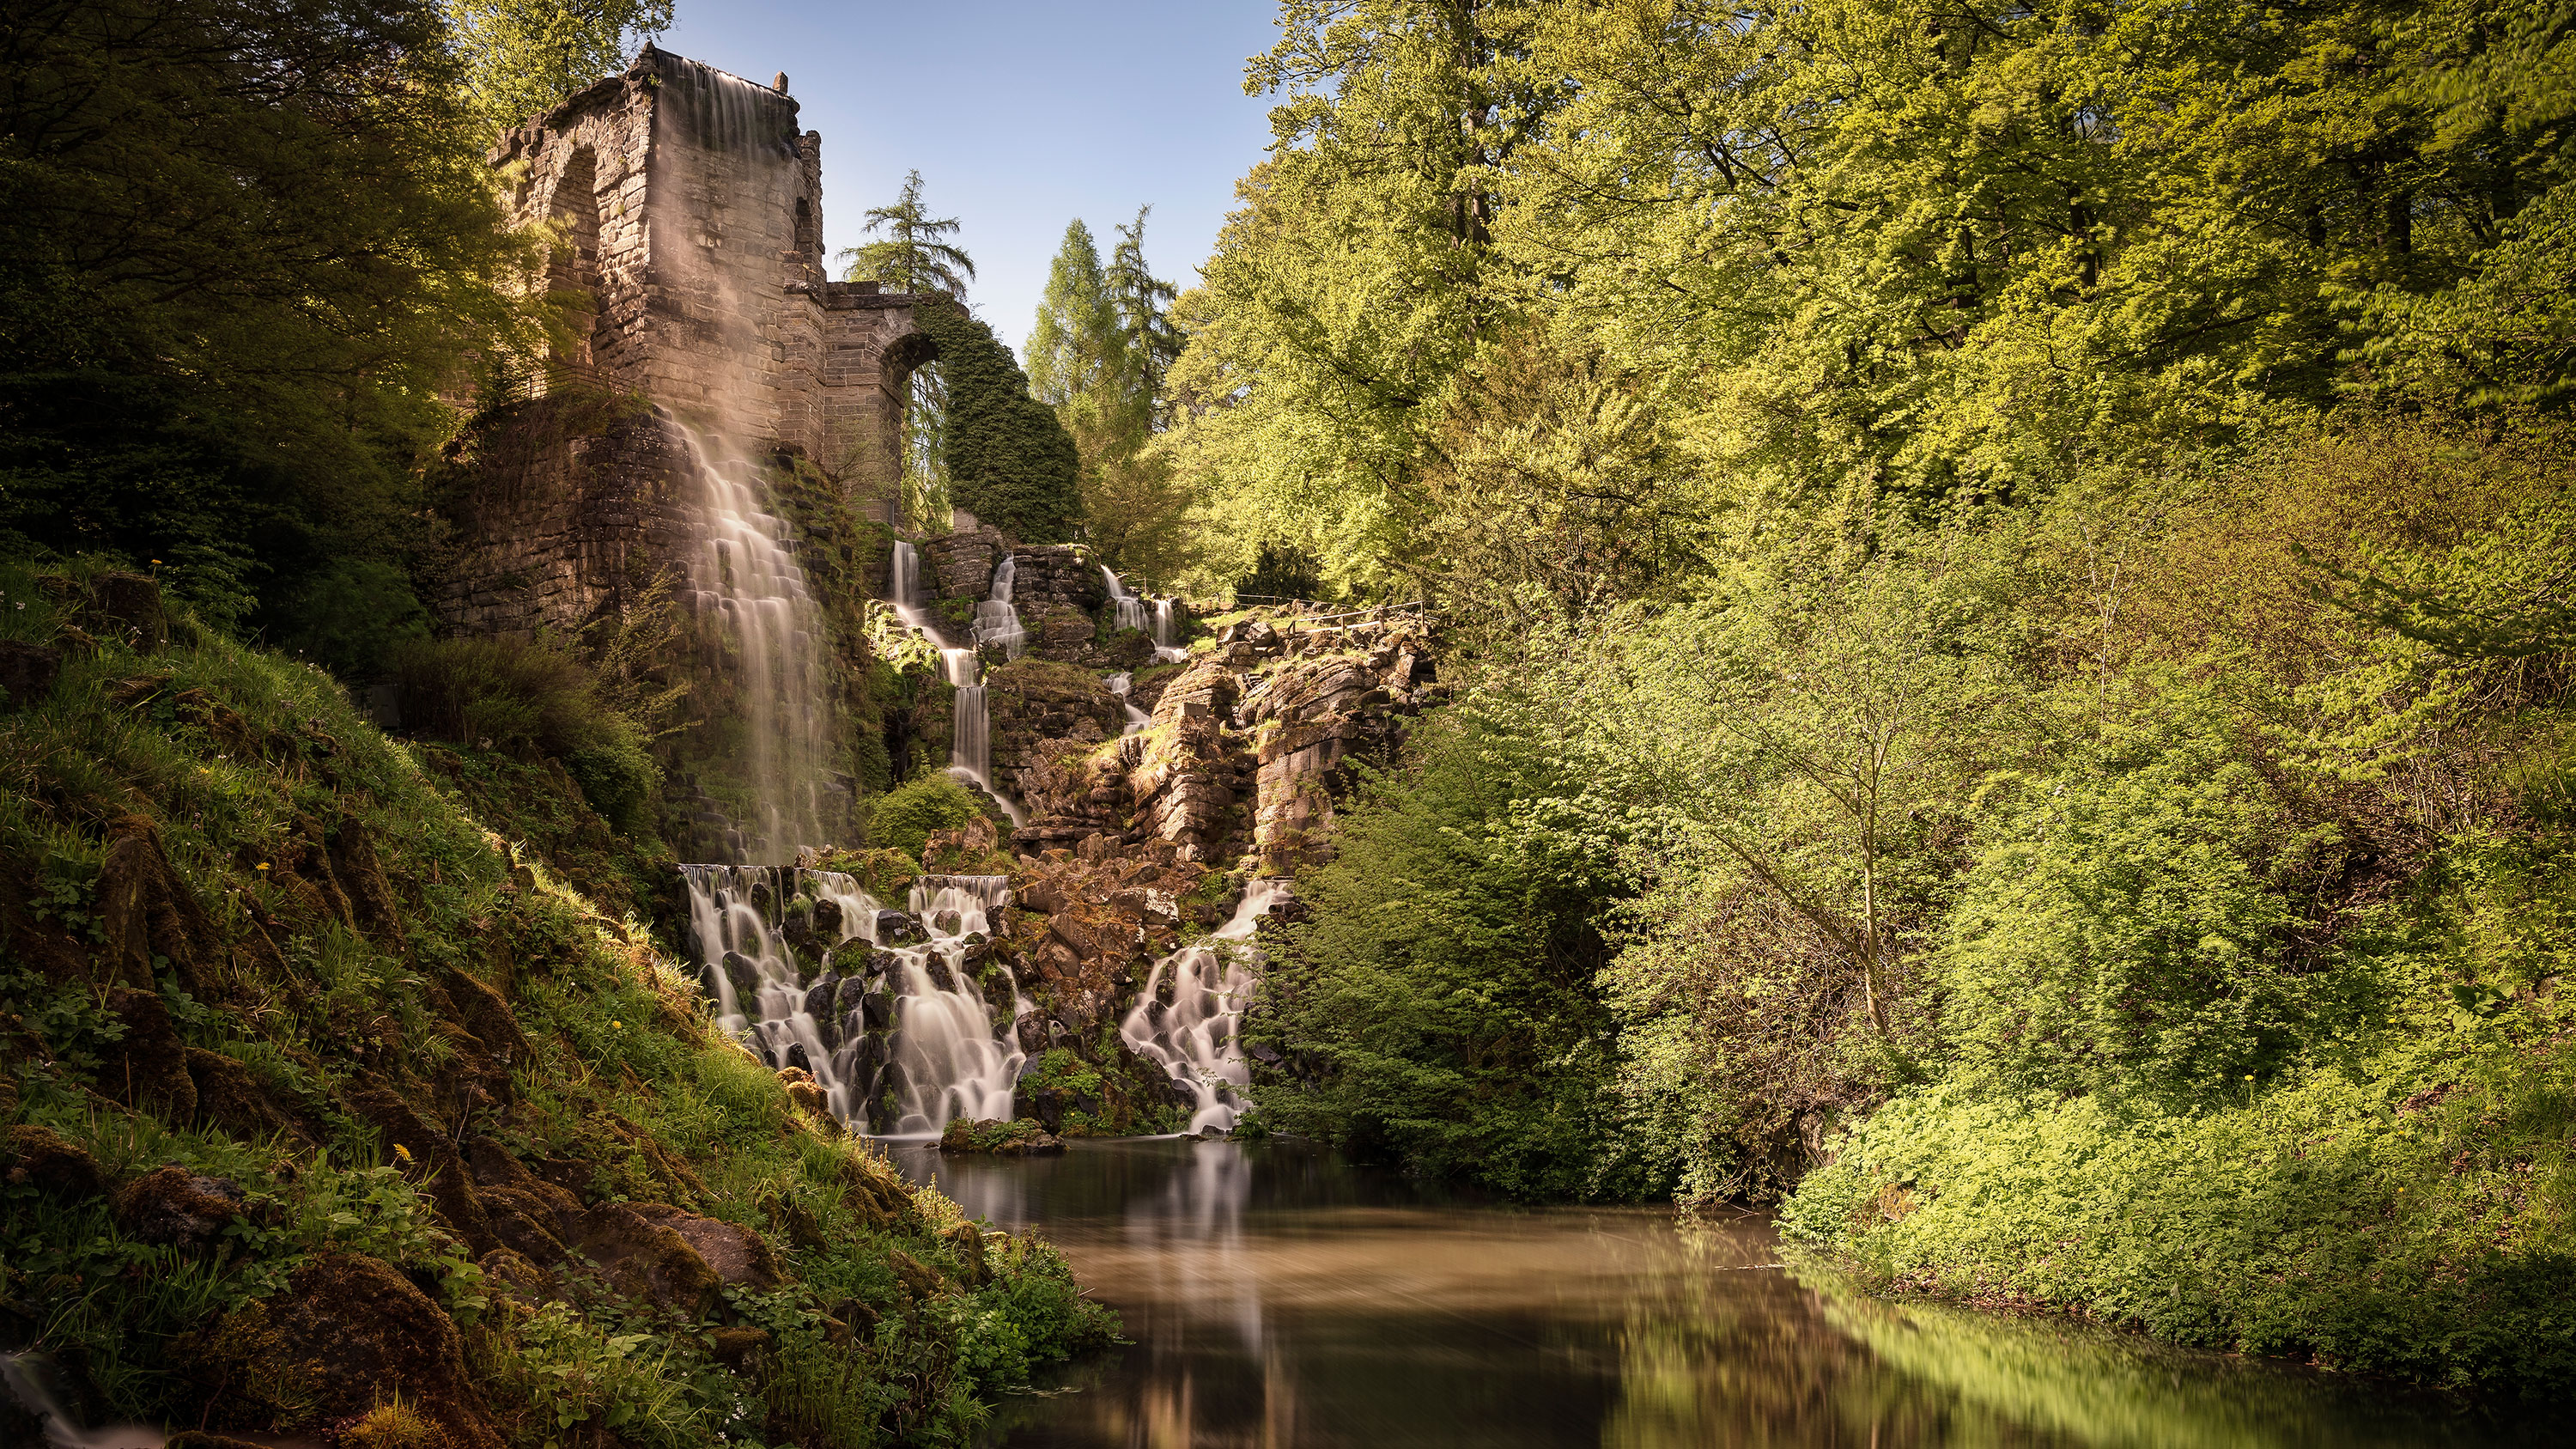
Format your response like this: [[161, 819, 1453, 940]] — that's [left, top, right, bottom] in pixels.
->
[[392, 1143, 413, 1164]]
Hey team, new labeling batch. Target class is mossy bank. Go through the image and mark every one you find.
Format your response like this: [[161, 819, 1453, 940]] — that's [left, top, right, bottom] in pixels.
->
[[0, 565, 1113, 1446]]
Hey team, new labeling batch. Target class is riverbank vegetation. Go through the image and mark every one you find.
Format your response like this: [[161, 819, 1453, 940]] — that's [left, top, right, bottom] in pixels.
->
[[1212, 0, 2576, 1392]]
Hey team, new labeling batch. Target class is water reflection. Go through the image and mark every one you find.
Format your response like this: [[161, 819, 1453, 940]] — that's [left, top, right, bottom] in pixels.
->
[[891, 1140, 2560, 1449]]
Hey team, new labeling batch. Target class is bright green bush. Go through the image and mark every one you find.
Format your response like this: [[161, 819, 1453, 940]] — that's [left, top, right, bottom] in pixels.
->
[[1250, 686, 1653, 1200], [868, 771, 983, 861]]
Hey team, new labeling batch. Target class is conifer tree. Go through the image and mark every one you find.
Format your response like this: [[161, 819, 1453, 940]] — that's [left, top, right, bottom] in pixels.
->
[[840, 170, 977, 301], [841, 171, 976, 529], [1028, 219, 1193, 579]]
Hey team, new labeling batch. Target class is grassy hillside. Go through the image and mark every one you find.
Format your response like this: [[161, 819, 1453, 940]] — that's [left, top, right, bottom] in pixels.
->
[[0, 563, 1110, 1446]]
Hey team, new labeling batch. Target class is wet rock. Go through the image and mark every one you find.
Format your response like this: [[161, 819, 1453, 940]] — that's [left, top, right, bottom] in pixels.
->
[[925, 954, 955, 992], [876, 909, 924, 945], [112, 1166, 244, 1247], [865, 947, 902, 980], [802, 971, 841, 1037], [835, 973, 871, 1019], [784, 1041, 812, 1075], [3, 1124, 104, 1198], [722, 950, 761, 1002], [811, 896, 843, 939], [1015, 1014, 1048, 1053], [863, 990, 894, 1028], [0, 639, 62, 709], [574, 1203, 724, 1315], [933, 908, 963, 935]]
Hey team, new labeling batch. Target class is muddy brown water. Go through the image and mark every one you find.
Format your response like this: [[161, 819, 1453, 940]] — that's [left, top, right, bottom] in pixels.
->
[[890, 1136, 2563, 1449]]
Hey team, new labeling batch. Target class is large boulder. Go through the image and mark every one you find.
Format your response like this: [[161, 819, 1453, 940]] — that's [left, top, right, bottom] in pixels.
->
[[574, 1202, 724, 1315], [203, 1252, 504, 1449], [112, 1167, 243, 1247]]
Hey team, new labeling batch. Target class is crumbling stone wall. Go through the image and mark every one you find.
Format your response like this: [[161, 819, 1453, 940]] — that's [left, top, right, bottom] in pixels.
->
[[483, 46, 934, 503], [432, 396, 692, 637]]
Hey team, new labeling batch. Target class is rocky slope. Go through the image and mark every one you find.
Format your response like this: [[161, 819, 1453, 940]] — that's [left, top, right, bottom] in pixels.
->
[[0, 568, 1109, 1446], [887, 544, 1446, 1136]]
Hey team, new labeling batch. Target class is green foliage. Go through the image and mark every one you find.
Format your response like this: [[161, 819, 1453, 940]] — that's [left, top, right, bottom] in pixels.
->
[[912, 302, 1083, 544], [445, 1, 671, 131], [1938, 721, 2366, 1104], [0, 0, 542, 629], [392, 635, 661, 833], [0, 586, 1115, 1434], [869, 771, 983, 861], [1253, 683, 1649, 1199]]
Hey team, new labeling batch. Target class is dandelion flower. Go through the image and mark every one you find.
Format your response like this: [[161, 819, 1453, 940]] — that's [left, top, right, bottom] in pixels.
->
[[256, 863, 270, 871], [393, 1143, 413, 1164]]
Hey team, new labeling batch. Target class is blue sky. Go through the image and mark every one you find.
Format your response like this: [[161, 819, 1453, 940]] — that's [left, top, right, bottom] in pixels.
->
[[659, 1, 1285, 352]]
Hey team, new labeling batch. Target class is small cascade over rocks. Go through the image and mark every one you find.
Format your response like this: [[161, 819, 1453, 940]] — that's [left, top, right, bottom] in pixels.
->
[[872, 875, 1025, 1134], [884, 542, 1024, 825], [974, 556, 1029, 658], [1120, 878, 1294, 1133], [1102, 564, 1148, 633], [678, 864, 1032, 1136], [1106, 672, 1151, 734], [1151, 598, 1187, 663]]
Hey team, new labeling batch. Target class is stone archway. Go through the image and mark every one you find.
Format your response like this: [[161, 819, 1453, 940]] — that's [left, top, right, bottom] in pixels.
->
[[873, 326, 941, 526]]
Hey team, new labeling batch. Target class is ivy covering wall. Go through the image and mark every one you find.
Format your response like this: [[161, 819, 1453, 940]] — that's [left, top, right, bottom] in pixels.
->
[[913, 301, 1081, 544]]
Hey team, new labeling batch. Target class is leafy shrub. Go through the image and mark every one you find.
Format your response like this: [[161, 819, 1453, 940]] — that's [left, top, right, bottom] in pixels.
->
[[390, 635, 660, 831], [869, 772, 982, 861]]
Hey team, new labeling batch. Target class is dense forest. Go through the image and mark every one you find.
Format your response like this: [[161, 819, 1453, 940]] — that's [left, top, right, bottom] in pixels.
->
[[1151, 0, 2576, 1394]]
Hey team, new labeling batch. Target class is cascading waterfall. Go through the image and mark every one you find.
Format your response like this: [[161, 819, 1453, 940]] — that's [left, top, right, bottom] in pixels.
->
[[975, 555, 1028, 658], [1151, 598, 1188, 663], [679, 865, 1032, 1135], [677, 424, 833, 861], [1102, 564, 1148, 633], [885, 541, 1024, 825], [873, 875, 1026, 1134], [1121, 879, 1295, 1133], [1106, 672, 1151, 734], [683, 864, 877, 1118]]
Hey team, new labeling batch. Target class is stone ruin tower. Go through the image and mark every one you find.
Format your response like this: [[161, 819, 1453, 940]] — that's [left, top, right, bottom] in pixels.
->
[[489, 44, 931, 471], [438, 47, 931, 639]]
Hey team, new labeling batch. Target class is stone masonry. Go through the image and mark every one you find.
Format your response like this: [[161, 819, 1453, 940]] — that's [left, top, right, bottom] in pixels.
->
[[483, 45, 932, 495]]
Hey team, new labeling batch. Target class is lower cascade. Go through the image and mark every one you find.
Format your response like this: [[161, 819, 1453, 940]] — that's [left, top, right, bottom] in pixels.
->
[[1121, 879, 1294, 1133], [679, 865, 1030, 1135]]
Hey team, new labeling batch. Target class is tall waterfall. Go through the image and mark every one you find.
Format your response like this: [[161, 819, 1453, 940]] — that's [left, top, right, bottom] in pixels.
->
[[1121, 879, 1294, 1133], [679, 866, 1030, 1135], [1151, 598, 1188, 663], [884, 541, 1022, 824], [676, 424, 832, 861]]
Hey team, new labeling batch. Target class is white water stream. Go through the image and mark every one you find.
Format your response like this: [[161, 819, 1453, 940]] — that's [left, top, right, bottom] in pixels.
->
[[888, 540, 1024, 825], [1121, 879, 1294, 1134], [677, 425, 832, 861], [679, 865, 1029, 1135]]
